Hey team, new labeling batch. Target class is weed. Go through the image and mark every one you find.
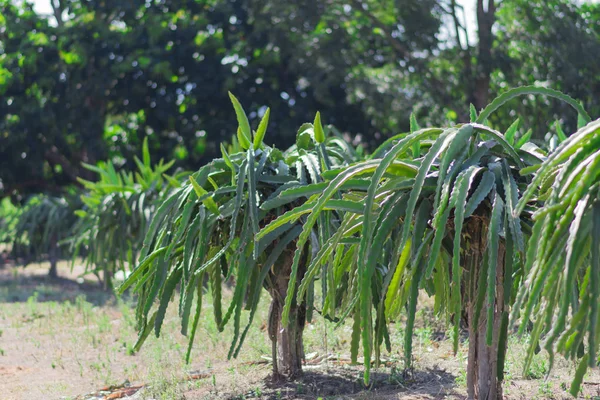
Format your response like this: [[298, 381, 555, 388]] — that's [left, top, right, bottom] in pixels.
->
[[97, 312, 111, 333], [538, 381, 553, 399], [455, 367, 467, 387], [388, 365, 405, 385], [26, 291, 39, 314], [527, 356, 549, 380]]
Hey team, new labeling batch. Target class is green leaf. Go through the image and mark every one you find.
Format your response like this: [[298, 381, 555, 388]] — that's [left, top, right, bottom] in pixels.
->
[[351, 128, 442, 383], [296, 127, 313, 150], [504, 118, 520, 145], [469, 103, 477, 122], [253, 108, 270, 150], [139, 187, 182, 260], [260, 179, 370, 211], [220, 143, 236, 185], [350, 307, 361, 364], [118, 246, 168, 294], [180, 275, 197, 336], [465, 171, 495, 217], [476, 85, 591, 125], [247, 149, 259, 256], [142, 136, 151, 167], [516, 129, 532, 149], [409, 113, 421, 158], [472, 124, 524, 167], [570, 354, 589, 396], [237, 127, 251, 150], [143, 254, 168, 315], [186, 275, 204, 363], [405, 255, 426, 370], [370, 132, 407, 159], [589, 202, 600, 366], [155, 266, 183, 336], [229, 92, 252, 148], [555, 120, 567, 143], [188, 176, 219, 214], [409, 112, 420, 132], [517, 120, 600, 214], [502, 162, 524, 251], [162, 174, 181, 188], [183, 210, 203, 279], [133, 311, 157, 353], [314, 112, 325, 144], [432, 125, 472, 216], [424, 129, 472, 279], [577, 111, 588, 129], [277, 160, 384, 336], [384, 238, 411, 317]]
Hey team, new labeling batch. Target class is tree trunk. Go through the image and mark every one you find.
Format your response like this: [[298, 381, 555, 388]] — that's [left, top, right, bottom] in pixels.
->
[[103, 265, 113, 291], [266, 244, 308, 380], [464, 216, 505, 400], [48, 236, 58, 279], [474, 0, 496, 110]]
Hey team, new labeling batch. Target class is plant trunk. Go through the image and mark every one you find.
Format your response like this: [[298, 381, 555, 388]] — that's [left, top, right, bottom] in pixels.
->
[[474, 0, 496, 110], [464, 216, 505, 400], [102, 265, 113, 291], [268, 293, 305, 379], [48, 237, 58, 279], [266, 244, 308, 380]]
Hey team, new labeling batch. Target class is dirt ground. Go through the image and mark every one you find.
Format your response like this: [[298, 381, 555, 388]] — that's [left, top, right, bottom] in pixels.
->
[[1, 261, 600, 400]]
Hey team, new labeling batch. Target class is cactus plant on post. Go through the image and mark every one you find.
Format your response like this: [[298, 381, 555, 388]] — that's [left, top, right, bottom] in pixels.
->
[[70, 138, 181, 289], [514, 117, 600, 398], [267, 87, 591, 398], [13, 194, 80, 278], [119, 94, 359, 379]]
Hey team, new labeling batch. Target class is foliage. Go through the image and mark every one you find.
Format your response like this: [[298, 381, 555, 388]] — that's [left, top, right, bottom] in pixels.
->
[[514, 118, 600, 396], [69, 139, 181, 287], [0, 197, 18, 244], [495, 0, 600, 139], [0, 0, 403, 197], [4, 0, 599, 198]]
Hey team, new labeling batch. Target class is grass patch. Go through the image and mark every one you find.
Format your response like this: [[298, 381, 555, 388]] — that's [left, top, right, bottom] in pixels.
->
[[0, 263, 598, 399]]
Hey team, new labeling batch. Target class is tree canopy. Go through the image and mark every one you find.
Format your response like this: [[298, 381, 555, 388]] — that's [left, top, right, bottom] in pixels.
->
[[1, 0, 599, 199]]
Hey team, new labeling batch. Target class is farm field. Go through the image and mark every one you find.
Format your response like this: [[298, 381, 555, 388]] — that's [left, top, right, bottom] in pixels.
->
[[1, 261, 599, 400], [3, 1, 600, 399]]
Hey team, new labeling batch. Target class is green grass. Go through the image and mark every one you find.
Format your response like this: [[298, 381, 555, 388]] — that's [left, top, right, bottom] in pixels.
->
[[1, 264, 598, 399]]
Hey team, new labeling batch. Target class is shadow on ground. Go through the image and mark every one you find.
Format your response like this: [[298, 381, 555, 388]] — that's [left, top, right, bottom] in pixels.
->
[[232, 367, 458, 399], [0, 263, 114, 305]]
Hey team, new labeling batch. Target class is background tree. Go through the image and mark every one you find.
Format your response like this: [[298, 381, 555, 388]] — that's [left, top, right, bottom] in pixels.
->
[[493, 0, 600, 139], [3, 0, 599, 200]]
